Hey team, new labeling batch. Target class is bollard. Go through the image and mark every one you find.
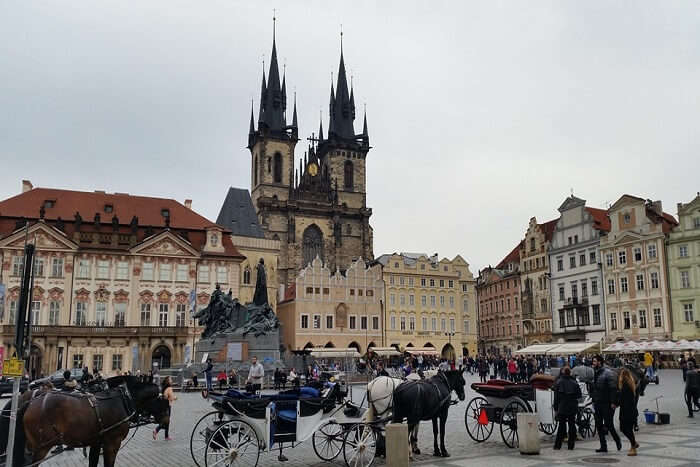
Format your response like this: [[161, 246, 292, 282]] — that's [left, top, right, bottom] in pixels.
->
[[517, 413, 540, 455], [386, 424, 409, 467]]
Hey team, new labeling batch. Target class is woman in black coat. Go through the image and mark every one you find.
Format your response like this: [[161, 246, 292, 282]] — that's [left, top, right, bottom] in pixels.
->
[[618, 368, 640, 456], [553, 366, 582, 450]]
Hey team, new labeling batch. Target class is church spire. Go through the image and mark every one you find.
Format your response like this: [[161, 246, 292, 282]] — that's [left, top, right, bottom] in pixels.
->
[[318, 110, 324, 141], [329, 28, 355, 140], [248, 99, 256, 148], [257, 65, 266, 124], [260, 13, 285, 132]]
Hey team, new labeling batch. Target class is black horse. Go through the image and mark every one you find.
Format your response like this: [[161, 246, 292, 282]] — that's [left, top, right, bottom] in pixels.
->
[[392, 370, 466, 457]]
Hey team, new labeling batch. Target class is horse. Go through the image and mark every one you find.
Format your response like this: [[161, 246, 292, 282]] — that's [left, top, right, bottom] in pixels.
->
[[0, 375, 169, 467], [391, 370, 466, 458]]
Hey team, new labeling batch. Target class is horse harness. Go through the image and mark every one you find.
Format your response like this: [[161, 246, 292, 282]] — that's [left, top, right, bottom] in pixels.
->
[[397, 372, 453, 420]]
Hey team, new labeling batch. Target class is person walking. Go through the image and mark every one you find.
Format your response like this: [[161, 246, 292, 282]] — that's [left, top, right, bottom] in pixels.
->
[[247, 356, 264, 392], [508, 357, 517, 382], [203, 358, 213, 391], [478, 358, 488, 383], [153, 376, 177, 441], [618, 368, 639, 456], [553, 366, 582, 450], [685, 361, 700, 417], [591, 355, 621, 453]]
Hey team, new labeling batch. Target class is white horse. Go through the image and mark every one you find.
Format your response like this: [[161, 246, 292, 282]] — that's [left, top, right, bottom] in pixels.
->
[[364, 376, 421, 459]]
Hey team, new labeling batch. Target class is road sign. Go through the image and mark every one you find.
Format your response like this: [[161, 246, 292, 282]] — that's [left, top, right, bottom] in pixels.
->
[[4, 358, 24, 377]]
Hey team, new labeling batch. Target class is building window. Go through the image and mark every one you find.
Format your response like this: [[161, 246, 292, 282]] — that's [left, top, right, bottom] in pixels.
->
[[421, 278, 426, 287], [408, 277, 414, 287], [448, 280, 454, 288], [399, 276, 405, 286], [243, 267, 251, 284], [30, 301, 40, 325], [679, 245, 689, 258], [399, 295, 405, 306], [112, 354, 123, 371], [440, 295, 445, 307], [273, 153, 282, 183], [650, 271, 659, 289], [389, 276, 395, 285], [636, 274, 644, 290], [581, 281, 588, 298], [571, 282, 578, 299], [176, 264, 188, 282], [623, 213, 631, 224], [344, 160, 354, 190], [400, 316, 405, 330], [300, 315, 309, 329], [78, 259, 90, 278], [606, 254, 613, 267], [349, 316, 357, 329], [683, 303, 694, 322], [12, 256, 24, 276], [390, 294, 395, 306], [302, 225, 324, 267], [326, 315, 333, 329], [176, 303, 186, 327], [313, 314, 321, 329], [431, 317, 437, 331], [159, 263, 172, 282], [618, 251, 626, 265], [695, 217, 700, 229], [51, 258, 64, 278], [430, 295, 436, 307], [115, 303, 126, 327], [422, 317, 428, 330], [97, 260, 110, 279], [95, 302, 106, 326], [75, 302, 87, 326], [372, 316, 379, 330], [217, 266, 228, 284], [558, 285, 565, 301], [632, 248, 641, 262], [408, 294, 414, 306], [653, 308, 662, 328], [420, 295, 426, 306], [623, 311, 631, 329], [429, 279, 435, 287], [49, 301, 60, 326], [463, 300, 468, 313], [648, 244, 657, 259], [142, 262, 154, 281], [462, 283, 468, 292], [93, 354, 103, 372], [610, 313, 617, 330], [639, 309, 647, 328], [464, 320, 470, 334], [198, 265, 209, 283], [607, 279, 615, 295], [390, 315, 396, 330], [114, 261, 128, 280], [33, 258, 44, 277], [8, 301, 17, 324], [450, 318, 455, 332], [592, 304, 601, 325], [449, 296, 454, 308], [140, 303, 151, 326], [159, 303, 169, 326], [569, 256, 576, 269], [73, 354, 84, 369], [439, 279, 445, 288], [556, 258, 563, 271], [566, 309, 575, 326], [579, 254, 586, 266], [440, 318, 446, 331], [514, 296, 519, 309], [620, 277, 628, 293], [680, 271, 691, 289], [397, 316, 403, 331], [589, 251, 596, 264]]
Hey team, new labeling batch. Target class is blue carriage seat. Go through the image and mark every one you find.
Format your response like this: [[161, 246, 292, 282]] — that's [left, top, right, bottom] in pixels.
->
[[277, 408, 297, 423]]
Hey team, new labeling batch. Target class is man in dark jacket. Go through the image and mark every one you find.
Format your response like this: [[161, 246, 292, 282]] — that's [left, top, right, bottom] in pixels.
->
[[553, 366, 582, 450], [685, 361, 700, 417], [591, 355, 621, 452]]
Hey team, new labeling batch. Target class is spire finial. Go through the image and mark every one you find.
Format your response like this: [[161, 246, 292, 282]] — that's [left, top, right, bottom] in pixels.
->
[[340, 24, 343, 55], [273, 9, 276, 42]]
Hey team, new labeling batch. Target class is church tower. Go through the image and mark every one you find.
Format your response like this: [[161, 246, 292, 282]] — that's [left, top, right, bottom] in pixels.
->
[[245, 25, 373, 287]]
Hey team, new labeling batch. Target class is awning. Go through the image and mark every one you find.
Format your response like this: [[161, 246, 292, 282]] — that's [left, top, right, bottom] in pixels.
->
[[310, 348, 361, 358], [544, 342, 599, 355], [405, 347, 439, 356], [368, 347, 401, 357], [513, 344, 560, 355]]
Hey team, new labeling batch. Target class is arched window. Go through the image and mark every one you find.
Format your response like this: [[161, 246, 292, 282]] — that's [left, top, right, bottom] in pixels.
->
[[344, 160, 353, 190], [302, 225, 323, 266], [243, 266, 251, 284], [273, 153, 282, 183], [267, 157, 271, 173], [254, 156, 258, 185]]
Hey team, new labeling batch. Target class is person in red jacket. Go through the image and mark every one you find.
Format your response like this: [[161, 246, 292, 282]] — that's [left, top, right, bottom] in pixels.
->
[[508, 358, 517, 382]]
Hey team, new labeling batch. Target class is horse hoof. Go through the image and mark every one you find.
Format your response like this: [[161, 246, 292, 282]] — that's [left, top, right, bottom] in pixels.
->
[[442, 451, 450, 458], [413, 448, 421, 455], [433, 451, 441, 457]]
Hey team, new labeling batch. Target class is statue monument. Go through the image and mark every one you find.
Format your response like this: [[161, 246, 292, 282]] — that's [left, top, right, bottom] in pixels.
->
[[193, 258, 281, 366]]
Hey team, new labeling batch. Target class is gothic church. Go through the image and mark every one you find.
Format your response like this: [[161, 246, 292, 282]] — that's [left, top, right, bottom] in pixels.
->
[[222, 25, 374, 287]]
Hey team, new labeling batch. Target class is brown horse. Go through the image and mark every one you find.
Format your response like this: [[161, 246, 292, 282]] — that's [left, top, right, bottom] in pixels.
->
[[0, 376, 168, 467]]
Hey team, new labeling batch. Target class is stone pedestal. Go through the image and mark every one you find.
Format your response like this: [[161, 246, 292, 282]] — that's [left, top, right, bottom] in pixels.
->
[[517, 413, 540, 455], [193, 329, 282, 371]]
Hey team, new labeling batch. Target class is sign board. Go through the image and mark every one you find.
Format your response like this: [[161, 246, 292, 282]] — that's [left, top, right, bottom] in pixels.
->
[[536, 389, 554, 425], [201, 352, 209, 364], [226, 343, 242, 361], [4, 358, 24, 377]]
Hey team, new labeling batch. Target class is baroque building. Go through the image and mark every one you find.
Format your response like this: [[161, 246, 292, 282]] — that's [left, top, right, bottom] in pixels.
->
[[0, 181, 243, 377], [549, 196, 610, 343], [477, 243, 523, 355], [519, 217, 557, 345], [376, 253, 477, 359], [667, 193, 700, 339], [600, 195, 677, 342], [245, 27, 373, 287], [276, 258, 383, 354]]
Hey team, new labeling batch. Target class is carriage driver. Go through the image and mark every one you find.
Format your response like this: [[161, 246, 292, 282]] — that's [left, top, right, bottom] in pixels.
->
[[247, 356, 264, 392]]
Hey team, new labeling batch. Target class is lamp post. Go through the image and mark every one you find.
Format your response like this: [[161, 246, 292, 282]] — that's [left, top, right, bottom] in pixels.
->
[[444, 331, 456, 360]]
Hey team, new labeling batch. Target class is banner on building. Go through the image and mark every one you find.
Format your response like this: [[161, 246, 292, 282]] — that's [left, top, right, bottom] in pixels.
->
[[132, 345, 139, 371], [226, 343, 242, 361], [189, 289, 196, 314], [184, 345, 192, 364]]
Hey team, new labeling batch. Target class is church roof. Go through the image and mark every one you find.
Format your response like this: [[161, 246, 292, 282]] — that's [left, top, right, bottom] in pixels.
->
[[216, 188, 265, 239]]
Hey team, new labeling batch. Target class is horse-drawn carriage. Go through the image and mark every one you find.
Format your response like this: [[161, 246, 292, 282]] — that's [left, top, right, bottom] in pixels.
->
[[189, 383, 377, 467], [464, 375, 596, 448]]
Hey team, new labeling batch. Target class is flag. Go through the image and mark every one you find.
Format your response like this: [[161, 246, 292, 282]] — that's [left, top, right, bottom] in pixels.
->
[[189, 289, 196, 314]]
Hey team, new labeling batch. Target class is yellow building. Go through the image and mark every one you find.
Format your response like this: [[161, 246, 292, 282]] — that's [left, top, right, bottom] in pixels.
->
[[376, 253, 477, 359], [277, 258, 384, 354]]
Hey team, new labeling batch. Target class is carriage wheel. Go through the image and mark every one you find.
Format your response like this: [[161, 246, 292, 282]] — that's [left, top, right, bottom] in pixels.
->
[[342, 423, 377, 467], [313, 420, 344, 461], [577, 407, 596, 438], [539, 420, 557, 436], [190, 411, 227, 467], [464, 397, 494, 442], [204, 419, 260, 467], [500, 399, 528, 449]]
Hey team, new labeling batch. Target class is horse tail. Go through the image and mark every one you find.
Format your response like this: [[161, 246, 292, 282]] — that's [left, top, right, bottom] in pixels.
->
[[0, 398, 11, 455]]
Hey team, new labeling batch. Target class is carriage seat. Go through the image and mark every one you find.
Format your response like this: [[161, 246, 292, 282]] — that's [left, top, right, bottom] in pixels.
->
[[277, 408, 297, 423]]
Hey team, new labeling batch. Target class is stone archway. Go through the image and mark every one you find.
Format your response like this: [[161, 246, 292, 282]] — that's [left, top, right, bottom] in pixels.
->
[[152, 345, 171, 369], [29, 345, 43, 380], [324, 342, 335, 348], [348, 341, 361, 354], [441, 343, 456, 360]]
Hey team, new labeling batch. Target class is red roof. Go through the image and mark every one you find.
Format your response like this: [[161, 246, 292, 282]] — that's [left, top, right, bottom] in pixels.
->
[[539, 219, 559, 242], [0, 187, 243, 258], [280, 283, 296, 303], [585, 207, 611, 232], [496, 241, 522, 269]]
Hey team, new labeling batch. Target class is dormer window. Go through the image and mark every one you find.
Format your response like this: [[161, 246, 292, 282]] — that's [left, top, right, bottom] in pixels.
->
[[161, 209, 170, 218], [210, 234, 218, 247], [44, 200, 55, 209], [104, 204, 113, 213], [623, 213, 631, 224]]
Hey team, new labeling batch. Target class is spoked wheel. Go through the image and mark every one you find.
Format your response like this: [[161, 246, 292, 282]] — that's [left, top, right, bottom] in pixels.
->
[[539, 420, 558, 436], [313, 420, 344, 461], [204, 419, 260, 467], [464, 397, 494, 442], [191, 411, 227, 467], [577, 407, 596, 438], [500, 399, 528, 449], [343, 423, 378, 467]]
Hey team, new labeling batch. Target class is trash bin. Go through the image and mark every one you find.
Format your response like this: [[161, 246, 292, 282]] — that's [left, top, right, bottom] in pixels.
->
[[643, 410, 656, 424], [517, 412, 540, 455]]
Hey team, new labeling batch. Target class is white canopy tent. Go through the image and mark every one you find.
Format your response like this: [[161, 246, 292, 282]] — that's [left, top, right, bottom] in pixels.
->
[[513, 344, 561, 355], [544, 342, 599, 355], [405, 347, 439, 356], [603, 340, 700, 353], [368, 347, 402, 357], [310, 348, 361, 358]]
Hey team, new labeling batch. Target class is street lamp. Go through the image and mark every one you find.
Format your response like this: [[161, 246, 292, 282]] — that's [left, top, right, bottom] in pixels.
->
[[444, 331, 456, 359]]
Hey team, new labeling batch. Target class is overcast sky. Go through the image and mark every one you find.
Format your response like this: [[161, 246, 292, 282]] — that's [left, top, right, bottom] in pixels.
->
[[2, 1, 699, 273]]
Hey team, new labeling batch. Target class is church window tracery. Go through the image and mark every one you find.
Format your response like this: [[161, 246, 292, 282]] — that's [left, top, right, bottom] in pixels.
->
[[302, 225, 324, 266]]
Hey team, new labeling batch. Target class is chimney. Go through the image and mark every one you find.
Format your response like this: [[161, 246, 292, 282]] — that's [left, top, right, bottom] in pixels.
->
[[22, 180, 33, 193], [651, 200, 663, 215], [184, 199, 192, 209]]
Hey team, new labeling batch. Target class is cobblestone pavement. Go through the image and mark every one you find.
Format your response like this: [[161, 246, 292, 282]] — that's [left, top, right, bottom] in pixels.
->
[[27, 369, 699, 466]]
